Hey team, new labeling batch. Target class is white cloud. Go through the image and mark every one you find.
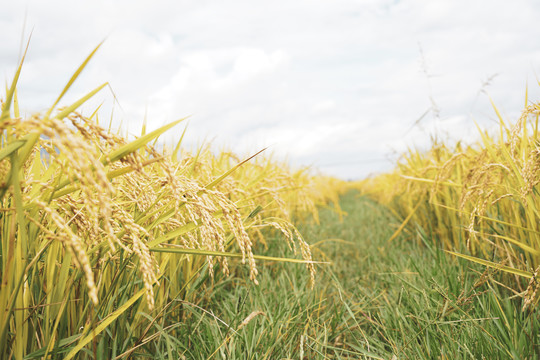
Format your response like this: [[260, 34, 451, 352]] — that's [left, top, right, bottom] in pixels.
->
[[1, 0, 540, 179]]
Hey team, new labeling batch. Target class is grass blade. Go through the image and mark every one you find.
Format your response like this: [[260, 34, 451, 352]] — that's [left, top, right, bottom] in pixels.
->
[[446, 251, 533, 278], [63, 288, 146, 360]]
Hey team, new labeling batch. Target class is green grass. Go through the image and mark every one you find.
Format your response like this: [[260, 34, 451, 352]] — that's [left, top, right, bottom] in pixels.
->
[[155, 192, 540, 359], [32, 191, 539, 359]]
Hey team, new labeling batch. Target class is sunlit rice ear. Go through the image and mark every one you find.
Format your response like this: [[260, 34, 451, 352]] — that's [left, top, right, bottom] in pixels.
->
[[0, 40, 344, 358]]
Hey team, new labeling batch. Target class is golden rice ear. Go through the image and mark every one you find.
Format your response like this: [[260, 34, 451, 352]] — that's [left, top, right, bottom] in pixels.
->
[[355, 91, 540, 307], [2, 38, 348, 358], [523, 266, 540, 311]]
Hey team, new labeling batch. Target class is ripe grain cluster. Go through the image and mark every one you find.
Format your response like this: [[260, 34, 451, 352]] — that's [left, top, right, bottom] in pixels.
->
[[0, 46, 345, 359], [356, 96, 540, 311]]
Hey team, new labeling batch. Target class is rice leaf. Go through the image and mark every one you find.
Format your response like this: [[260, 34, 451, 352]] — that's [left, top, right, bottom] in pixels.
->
[[150, 246, 327, 264], [104, 117, 187, 164], [0, 36, 30, 124], [45, 41, 104, 118], [433, 202, 540, 235], [0, 139, 26, 162], [172, 124, 188, 160], [400, 175, 461, 188], [205, 148, 267, 190], [474, 232, 540, 256], [63, 288, 147, 360], [388, 196, 424, 242], [24, 334, 82, 359], [445, 251, 533, 278], [54, 83, 108, 120]]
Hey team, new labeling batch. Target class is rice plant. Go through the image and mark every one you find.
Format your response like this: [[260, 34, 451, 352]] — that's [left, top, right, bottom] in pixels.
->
[[357, 89, 540, 310], [0, 43, 343, 359]]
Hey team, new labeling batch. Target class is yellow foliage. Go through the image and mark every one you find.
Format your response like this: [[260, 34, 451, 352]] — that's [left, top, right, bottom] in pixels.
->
[[354, 98, 540, 308]]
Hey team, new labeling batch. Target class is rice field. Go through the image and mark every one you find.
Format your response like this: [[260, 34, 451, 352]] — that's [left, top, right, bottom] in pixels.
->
[[356, 94, 540, 310], [1, 45, 540, 359]]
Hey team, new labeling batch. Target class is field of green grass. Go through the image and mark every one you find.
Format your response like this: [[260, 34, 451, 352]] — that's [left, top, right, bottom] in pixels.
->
[[154, 192, 540, 359]]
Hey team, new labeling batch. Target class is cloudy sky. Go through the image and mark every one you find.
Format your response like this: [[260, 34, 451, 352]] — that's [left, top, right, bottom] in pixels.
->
[[2, 1, 540, 179]]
